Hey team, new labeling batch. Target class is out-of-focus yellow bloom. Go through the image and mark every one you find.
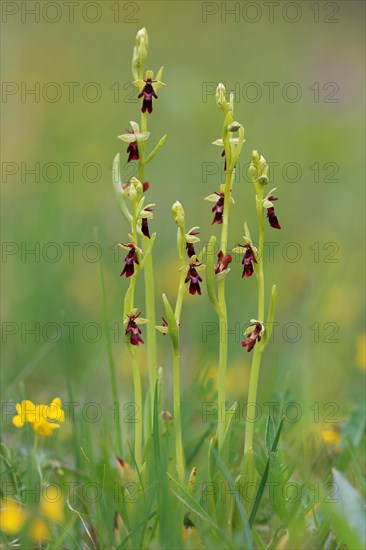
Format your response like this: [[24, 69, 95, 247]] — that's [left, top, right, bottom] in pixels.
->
[[0, 498, 26, 535], [12, 398, 65, 436], [40, 485, 65, 522], [47, 398, 65, 422], [12, 400, 37, 427], [356, 333, 366, 371], [320, 426, 342, 451], [29, 518, 49, 542]]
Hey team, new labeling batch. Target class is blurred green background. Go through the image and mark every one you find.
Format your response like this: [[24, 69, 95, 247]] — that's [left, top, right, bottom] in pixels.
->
[[1, 1, 365, 437]]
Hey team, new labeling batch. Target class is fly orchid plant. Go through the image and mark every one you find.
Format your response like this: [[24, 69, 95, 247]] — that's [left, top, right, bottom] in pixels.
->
[[112, 26, 280, 531], [113, 27, 166, 468]]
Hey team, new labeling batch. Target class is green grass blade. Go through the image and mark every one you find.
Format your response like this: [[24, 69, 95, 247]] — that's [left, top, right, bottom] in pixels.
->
[[249, 417, 284, 527]]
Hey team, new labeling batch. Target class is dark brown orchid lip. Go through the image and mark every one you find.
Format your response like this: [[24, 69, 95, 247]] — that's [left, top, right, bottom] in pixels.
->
[[186, 242, 196, 258], [267, 206, 281, 230], [127, 140, 139, 163], [211, 192, 225, 225], [125, 312, 144, 346], [184, 262, 203, 295], [141, 217, 151, 239], [120, 244, 139, 278], [138, 80, 158, 114], [241, 321, 263, 352], [215, 250, 232, 274], [239, 243, 257, 278]]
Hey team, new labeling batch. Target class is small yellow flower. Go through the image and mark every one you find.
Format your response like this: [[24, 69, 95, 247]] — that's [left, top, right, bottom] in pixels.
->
[[40, 485, 65, 522], [12, 400, 37, 427], [321, 427, 342, 449], [13, 398, 65, 437], [47, 398, 65, 422], [0, 498, 26, 535], [29, 518, 49, 542]]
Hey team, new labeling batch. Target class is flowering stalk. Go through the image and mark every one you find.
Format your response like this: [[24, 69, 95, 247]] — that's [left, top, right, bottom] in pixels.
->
[[242, 151, 278, 456], [157, 203, 203, 484], [123, 185, 143, 469], [112, 28, 166, 465], [206, 84, 245, 450], [133, 28, 166, 418]]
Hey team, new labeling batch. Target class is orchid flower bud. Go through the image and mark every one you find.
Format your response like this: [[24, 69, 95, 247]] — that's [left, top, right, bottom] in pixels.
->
[[215, 83, 227, 110], [172, 201, 185, 227]]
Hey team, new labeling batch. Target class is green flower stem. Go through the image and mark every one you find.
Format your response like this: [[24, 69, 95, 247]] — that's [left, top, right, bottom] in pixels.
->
[[32, 433, 38, 476], [217, 147, 235, 450], [244, 346, 262, 455], [172, 226, 187, 484], [29, 433, 42, 491], [137, 106, 157, 420], [173, 339, 185, 485], [244, 186, 266, 456], [129, 345, 143, 470], [255, 193, 265, 321], [217, 287, 228, 450], [124, 201, 144, 468], [142, 247, 157, 405], [141, 107, 148, 129]]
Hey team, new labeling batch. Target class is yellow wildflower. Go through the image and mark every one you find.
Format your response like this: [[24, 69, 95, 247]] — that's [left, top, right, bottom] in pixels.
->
[[40, 485, 65, 522], [29, 518, 49, 542], [12, 400, 37, 427], [12, 398, 65, 436], [320, 428, 342, 447], [0, 498, 26, 535]]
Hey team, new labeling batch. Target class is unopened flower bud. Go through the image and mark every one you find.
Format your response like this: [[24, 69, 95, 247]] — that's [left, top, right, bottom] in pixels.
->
[[135, 27, 148, 49], [258, 175, 269, 186], [129, 184, 137, 202], [252, 150, 259, 166], [132, 28, 148, 81], [131, 47, 139, 80], [248, 163, 258, 182], [258, 155, 268, 174], [172, 201, 185, 226], [228, 121, 241, 132], [130, 177, 143, 195], [215, 83, 227, 109], [138, 38, 147, 62]]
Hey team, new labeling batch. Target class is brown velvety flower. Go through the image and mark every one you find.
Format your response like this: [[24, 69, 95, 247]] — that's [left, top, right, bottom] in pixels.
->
[[185, 230, 200, 258], [118, 121, 150, 164], [241, 243, 257, 278], [215, 251, 232, 274], [119, 243, 139, 278], [125, 311, 144, 346], [241, 320, 265, 352], [211, 192, 224, 225], [185, 262, 203, 295], [263, 190, 282, 230], [126, 139, 139, 162], [138, 78, 158, 114]]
